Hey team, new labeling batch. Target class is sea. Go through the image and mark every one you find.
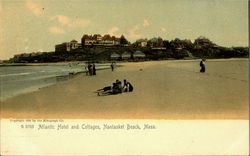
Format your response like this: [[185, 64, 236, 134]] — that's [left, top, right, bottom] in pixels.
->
[[0, 64, 110, 100]]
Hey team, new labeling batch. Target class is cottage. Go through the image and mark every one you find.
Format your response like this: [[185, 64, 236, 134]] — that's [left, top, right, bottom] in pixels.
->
[[69, 40, 80, 50], [133, 51, 146, 60], [110, 53, 120, 60], [55, 42, 71, 52], [140, 41, 147, 47], [55, 40, 81, 52], [121, 52, 131, 60]]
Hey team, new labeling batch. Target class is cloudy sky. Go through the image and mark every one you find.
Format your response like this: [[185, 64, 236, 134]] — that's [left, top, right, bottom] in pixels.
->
[[0, 0, 248, 59]]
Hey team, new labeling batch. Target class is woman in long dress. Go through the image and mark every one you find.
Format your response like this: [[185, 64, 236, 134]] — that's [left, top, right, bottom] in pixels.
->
[[200, 59, 206, 73]]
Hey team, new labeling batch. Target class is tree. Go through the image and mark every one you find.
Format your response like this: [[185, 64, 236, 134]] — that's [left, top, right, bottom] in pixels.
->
[[163, 40, 170, 49], [194, 36, 214, 48], [135, 38, 147, 43], [120, 35, 128, 45]]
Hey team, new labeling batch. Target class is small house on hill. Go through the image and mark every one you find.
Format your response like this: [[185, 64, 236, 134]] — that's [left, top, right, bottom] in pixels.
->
[[110, 52, 120, 60], [121, 52, 131, 60], [133, 51, 146, 60]]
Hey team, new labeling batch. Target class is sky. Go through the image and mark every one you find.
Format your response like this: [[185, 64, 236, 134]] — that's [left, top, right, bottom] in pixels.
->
[[0, 0, 248, 59]]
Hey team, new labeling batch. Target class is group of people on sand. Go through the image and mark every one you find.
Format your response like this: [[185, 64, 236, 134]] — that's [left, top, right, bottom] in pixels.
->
[[93, 59, 204, 96], [85, 62, 116, 76], [95, 79, 133, 96], [85, 63, 96, 76]]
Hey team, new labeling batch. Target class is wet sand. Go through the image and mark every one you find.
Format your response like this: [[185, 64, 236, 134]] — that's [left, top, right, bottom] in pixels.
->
[[1, 59, 248, 119]]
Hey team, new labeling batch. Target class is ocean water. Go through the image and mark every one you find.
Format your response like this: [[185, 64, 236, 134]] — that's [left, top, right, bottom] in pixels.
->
[[0, 64, 109, 100]]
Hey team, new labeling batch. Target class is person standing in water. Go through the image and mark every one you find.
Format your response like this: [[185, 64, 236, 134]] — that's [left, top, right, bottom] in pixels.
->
[[88, 63, 92, 76], [200, 59, 206, 73], [93, 64, 96, 75], [85, 65, 89, 76]]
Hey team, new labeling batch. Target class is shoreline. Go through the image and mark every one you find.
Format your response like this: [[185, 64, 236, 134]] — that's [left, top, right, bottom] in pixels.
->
[[0, 64, 112, 101], [0, 72, 82, 101], [1, 59, 248, 119], [0, 57, 248, 66]]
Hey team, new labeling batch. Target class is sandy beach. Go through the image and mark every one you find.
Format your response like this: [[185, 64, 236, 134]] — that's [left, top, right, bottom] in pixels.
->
[[1, 59, 248, 119]]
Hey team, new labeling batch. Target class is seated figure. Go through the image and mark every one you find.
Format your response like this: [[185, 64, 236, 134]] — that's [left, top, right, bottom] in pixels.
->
[[123, 79, 133, 92]]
